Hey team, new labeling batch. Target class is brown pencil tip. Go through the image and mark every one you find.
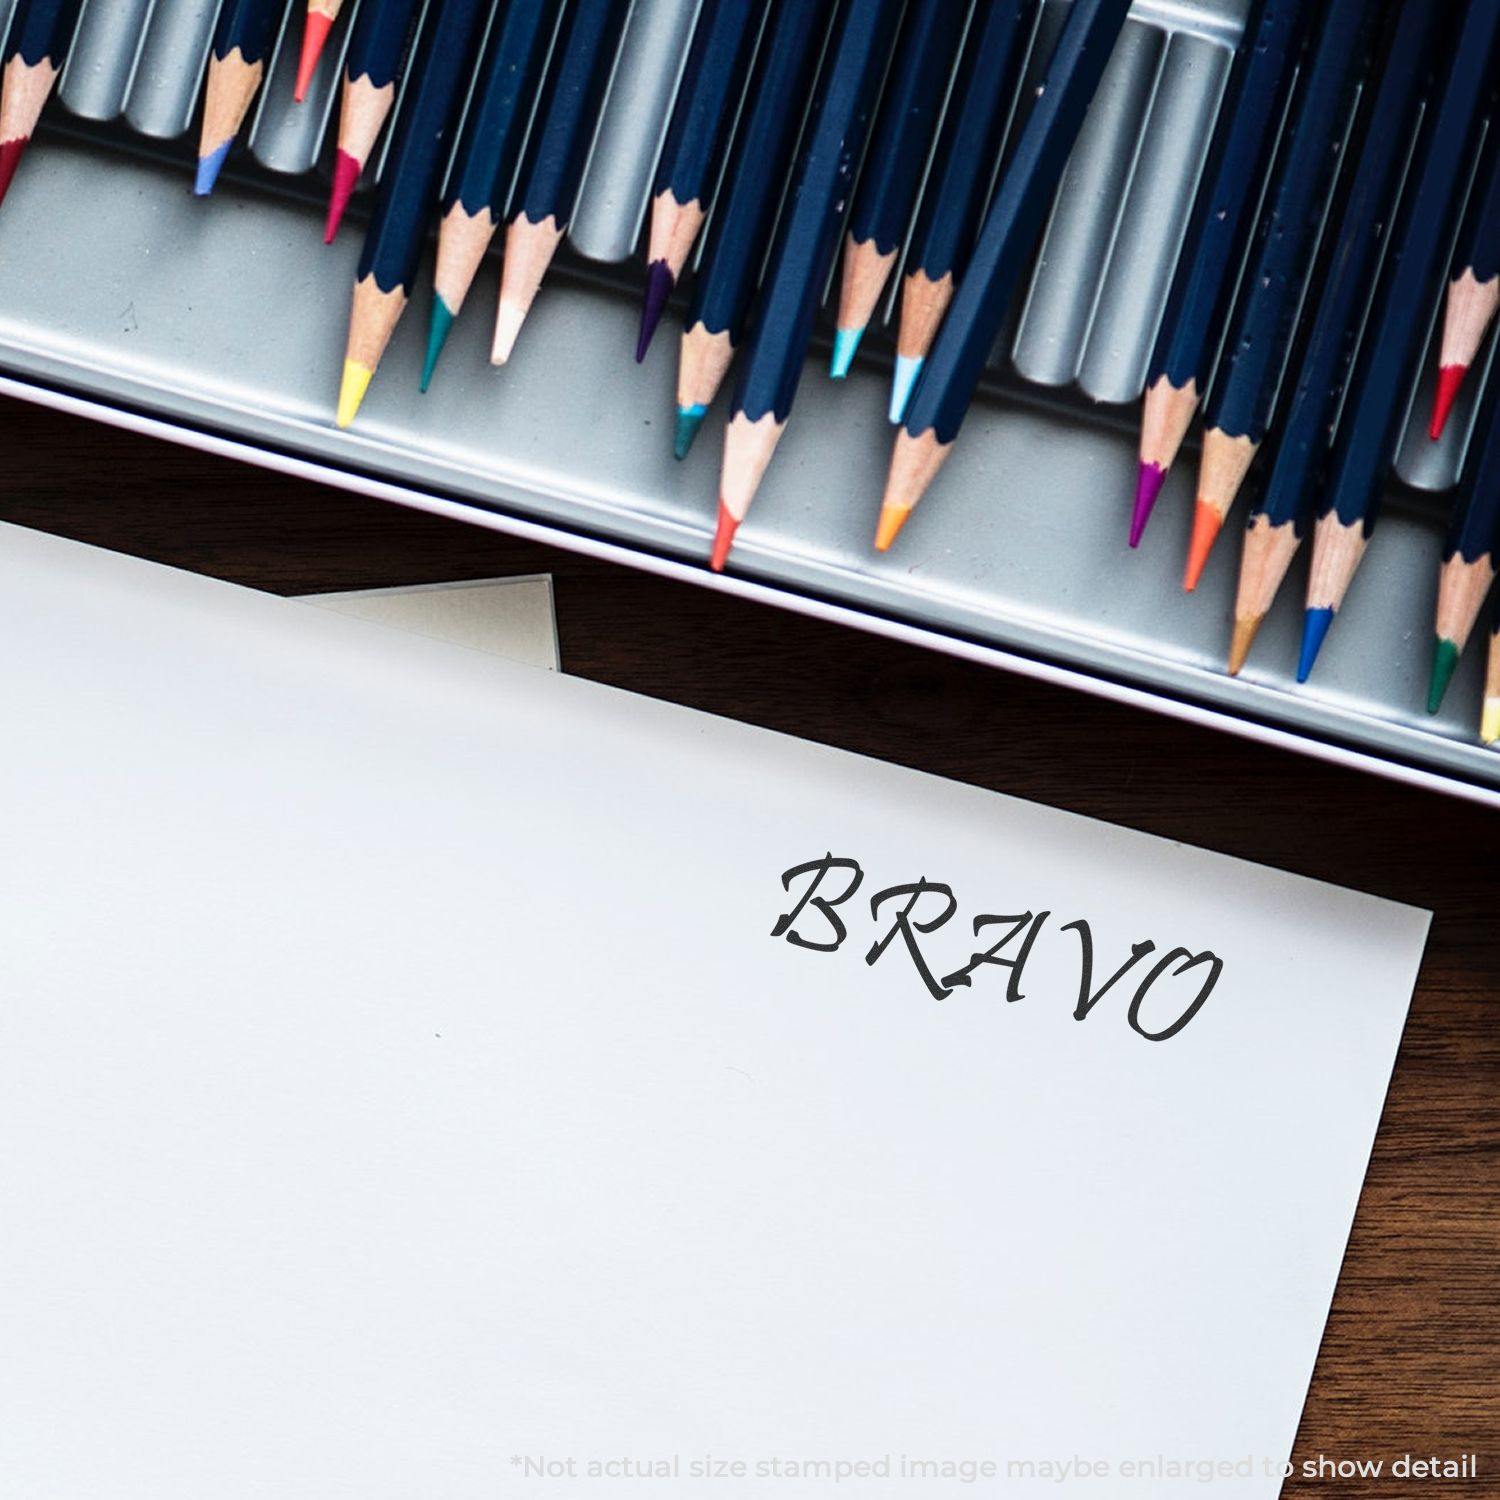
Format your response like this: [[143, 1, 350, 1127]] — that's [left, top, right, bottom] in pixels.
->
[[1227, 616, 1261, 677]]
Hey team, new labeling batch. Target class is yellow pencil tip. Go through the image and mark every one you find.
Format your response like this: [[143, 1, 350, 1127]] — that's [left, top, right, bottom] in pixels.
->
[[336, 360, 373, 428], [1482, 700, 1500, 746], [874, 499, 911, 553], [1227, 616, 1261, 677]]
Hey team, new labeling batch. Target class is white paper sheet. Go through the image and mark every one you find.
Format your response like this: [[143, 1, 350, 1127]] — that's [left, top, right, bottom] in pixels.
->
[[0, 523, 1429, 1499]]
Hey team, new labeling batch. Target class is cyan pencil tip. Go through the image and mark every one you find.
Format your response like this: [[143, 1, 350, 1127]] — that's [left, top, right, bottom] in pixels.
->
[[420, 296, 456, 392], [889, 355, 923, 425], [830, 325, 864, 380], [673, 404, 707, 461]]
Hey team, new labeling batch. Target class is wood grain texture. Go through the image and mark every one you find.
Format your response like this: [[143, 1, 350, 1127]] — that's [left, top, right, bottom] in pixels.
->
[[1, 394, 1495, 1493]]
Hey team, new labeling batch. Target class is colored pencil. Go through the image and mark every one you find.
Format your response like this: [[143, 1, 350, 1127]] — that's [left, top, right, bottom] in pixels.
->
[[890, 0, 1033, 425], [830, 0, 965, 382], [1130, 0, 1307, 547], [876, 0, 1133, 553], [712, 0, 903, 572], [1230, 0, 1445, 674], [1483, 608, 1500, 741], [336, 0, 489, 429], [0, 0, 82, 210], [1427, 373, 1500, 711], [637, 0, 759, 363], [325, 0, 421, 241], [1185, 0, 1378, 591], [1300, 0, 1500, 683], [673, 0, 827, 460], [420, 0, 557, 390], [493, 0, 629, 366], [294, 0, 345, 102], [195, 0, 286, 197], [1431, 127, 1500, 439]]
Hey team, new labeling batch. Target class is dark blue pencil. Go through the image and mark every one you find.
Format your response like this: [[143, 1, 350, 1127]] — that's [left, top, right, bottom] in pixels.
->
[[830, 0, 967, 380], [1130, 0, 1309, 546], [877, 0, 1134, 552], [711, 0, 904, 571], [195, 0, 286, 196], [0, 0, 83, 208], [1432, 124, 1500, 437], [1230, 0, 1445, 674], [1301, 0, 1500, 683], [420, 0, 558, 389], [638, 0, 760, 362], [673, 0, 829, 460], [890, 0, 1034, 424], [1185, 0, 1379, 590], [325, 0, 422, 239], [493, 0, 629, 365], [336, 0, 490, 427], [1428, 369, 1500, 711]]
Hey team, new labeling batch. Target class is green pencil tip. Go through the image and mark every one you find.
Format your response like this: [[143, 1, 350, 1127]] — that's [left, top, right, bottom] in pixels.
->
[[673, 404, 707, 460], [420, 297, 455, 392], [1427, 637, 1460, 715]]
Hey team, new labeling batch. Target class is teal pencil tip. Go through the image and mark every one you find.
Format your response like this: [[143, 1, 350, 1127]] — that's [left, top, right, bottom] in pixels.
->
[[420, 296, 456, 392], [889, 355, 923, 424], [193, 140, 233, 197], [673, 404, 707, 461], [1297, 607, 1335, 684], [830, 326, 864, 380], [1427, 637, 1460, 714]]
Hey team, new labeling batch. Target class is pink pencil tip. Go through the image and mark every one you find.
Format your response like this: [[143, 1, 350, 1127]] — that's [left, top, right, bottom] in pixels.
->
[[324, 150, 361, 243], [1128, 461, 1166, 548], [709, 506, 739, 572], [0, 136, 31, 210], [1429, 364, 1468, 441]]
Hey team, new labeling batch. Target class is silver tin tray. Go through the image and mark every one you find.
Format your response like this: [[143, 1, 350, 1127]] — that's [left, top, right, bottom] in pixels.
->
[[2, 0, 1498, 801]]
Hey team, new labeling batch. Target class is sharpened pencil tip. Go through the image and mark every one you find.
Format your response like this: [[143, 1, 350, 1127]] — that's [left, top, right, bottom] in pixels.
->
[[889, 355, 923, 424], [420, 296, 456, 392], [673, 404, 707, 460], [1182, 501, 1222, 591], [336, 359, 373, 429], [491, 301, 525, 365], [830, 325, 864, 380], [1482, 698, 1500, 745], [324, 150, 361, 242], [710, 504, 739, 572], [0, 135, 30, 210], [294, 11, 334, 101], [636, 261, 674, 363], [1427, 637, 1460, 714], [1297, 607, 1334, 684], [193, 139, 233, 197], [1227, 616, 1261, 677], [1430, 364, 1468, 441], [1129, 461, 1166, 548], [874, 500, 911, 553]]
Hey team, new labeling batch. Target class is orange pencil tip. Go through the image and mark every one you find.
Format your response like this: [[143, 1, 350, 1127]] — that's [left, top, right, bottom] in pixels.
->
[[874, 500, 910, 553], [294, 12, 335, 101], [1429, 364, 1467, 441], [1182, 501, 1223, 592], [709, 506, 739, 572]]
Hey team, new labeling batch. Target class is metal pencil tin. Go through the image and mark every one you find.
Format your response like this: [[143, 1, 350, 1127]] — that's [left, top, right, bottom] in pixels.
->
[[3, 0, 1498, 804]]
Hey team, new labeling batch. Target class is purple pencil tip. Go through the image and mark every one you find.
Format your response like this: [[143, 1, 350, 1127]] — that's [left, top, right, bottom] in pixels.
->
[[636, 260, 675, 364], [1128, 461, 1167, 548]]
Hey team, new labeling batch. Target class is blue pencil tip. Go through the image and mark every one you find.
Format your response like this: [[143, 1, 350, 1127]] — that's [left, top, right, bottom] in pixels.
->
[[1297, 608, 1335, 684], [830, 326, 864, 380], [889, 355, 923, 424], [194, 140, 233, 197], [420, 296, 456, 392], [673, 404, 707, 461]]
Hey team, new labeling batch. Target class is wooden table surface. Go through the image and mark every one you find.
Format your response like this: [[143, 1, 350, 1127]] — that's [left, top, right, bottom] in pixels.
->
[[5, 396, 1495, 1494]]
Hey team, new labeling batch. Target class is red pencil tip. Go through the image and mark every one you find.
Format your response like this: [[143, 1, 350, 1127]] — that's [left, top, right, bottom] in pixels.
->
[[324, 150, 361, 243], [295, 12, 335, 102], [1182, 501, 1223, 592], [709, 505, 739, 572], [0, 136, 31, 211], [1429, 364, 1467, 441]]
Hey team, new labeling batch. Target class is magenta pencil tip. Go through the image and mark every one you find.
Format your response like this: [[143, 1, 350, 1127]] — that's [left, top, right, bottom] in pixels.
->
[[636, 261, 674, 363], [1129, 461, 1166, 548]]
